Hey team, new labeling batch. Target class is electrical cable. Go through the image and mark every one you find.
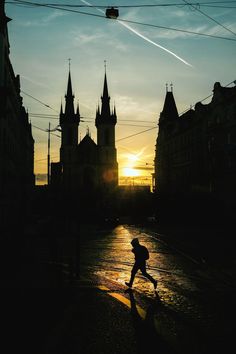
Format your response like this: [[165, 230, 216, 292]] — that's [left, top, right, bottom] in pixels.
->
[[181, 0, 236, 36], [116, 127, 158, 142], [29, 112, 157, 124], [8, 0, 236, 41], [179, 79, 236, 115], [116, 17, 236, 41], [21, 90, 59, 112], [29, 80, 236, 143], [32, 124, 61, 137], [8, 1, 236, 9], [30, 115, 155, 127]]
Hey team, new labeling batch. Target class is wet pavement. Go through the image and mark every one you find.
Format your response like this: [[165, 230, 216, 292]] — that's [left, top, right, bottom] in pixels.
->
[[77, 224, 235, 354], [1, 223, 235, 354]]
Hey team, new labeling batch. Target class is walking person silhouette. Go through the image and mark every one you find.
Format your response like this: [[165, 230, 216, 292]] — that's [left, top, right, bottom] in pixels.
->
[[125, 238, 157, 289]]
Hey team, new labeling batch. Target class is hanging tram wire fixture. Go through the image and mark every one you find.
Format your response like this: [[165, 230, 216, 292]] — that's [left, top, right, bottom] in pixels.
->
[[105, 7, 119, 19]]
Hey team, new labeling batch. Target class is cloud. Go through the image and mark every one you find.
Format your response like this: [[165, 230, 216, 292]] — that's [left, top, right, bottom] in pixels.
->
[[21, 75, 50, 89], [71, 26, 129, 52], [79, 0, 192, 66], [18, 9, 65, 27], [73, 31, 105, 44]]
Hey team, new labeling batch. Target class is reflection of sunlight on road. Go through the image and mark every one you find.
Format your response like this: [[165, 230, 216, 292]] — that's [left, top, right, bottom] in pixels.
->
[[93, 225, 162, 296], [81, 224, 198, 301], [79, 224, 210, 325], [96, 225, 134, 286]]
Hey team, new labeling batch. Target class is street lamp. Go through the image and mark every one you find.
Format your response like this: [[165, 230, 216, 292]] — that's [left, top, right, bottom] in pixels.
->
[[106, 7, 119, 19]]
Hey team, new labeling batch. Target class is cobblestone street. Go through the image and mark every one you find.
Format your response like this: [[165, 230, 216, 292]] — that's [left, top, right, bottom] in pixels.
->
[[78, 224, 235, 354], [4, 222, 234, 354]]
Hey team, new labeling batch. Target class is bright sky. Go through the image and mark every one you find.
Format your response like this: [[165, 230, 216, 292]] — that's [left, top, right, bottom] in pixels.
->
[[5, 0, 236, 186]]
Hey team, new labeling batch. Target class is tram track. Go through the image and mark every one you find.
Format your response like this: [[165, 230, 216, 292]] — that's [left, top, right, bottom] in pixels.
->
[[80, 258, 231, 291], [125, 226, 203, 265], [79, 224, 233, 291]]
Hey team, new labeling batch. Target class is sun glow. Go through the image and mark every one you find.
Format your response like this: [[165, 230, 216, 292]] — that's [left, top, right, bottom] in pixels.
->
[[120, 150, 145, 178], [123, 167, 139, 177], [121, 152, 141, 177], [127, 153, 139, 162]]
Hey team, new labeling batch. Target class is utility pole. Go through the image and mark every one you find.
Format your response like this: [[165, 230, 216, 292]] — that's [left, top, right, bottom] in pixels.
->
[[47, 122, 51, 185], [46, 123, 61, 186]]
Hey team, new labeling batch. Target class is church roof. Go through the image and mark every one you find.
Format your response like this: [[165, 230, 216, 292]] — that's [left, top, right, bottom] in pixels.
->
[[77, 133, 98, 164], [79, 133, 97, 148]]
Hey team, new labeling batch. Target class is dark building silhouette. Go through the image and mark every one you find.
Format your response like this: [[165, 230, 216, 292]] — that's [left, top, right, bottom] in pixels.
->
[[50, 69, 118, 217], [154, 82, 236, 224], [0, 1, 35, 231]]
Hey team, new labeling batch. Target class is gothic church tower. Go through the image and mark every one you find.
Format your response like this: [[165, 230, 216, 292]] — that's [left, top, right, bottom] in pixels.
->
[[95, 72, 118, 188], [59, 69, 80, 188]]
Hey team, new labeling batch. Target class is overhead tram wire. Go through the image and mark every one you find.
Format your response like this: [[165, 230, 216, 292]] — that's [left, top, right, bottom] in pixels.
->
[[181, 0, 236, 36], [29, 114, 155, 127], [30, 115, 58, 120], [32, 119, 157, 144], [28, 107, 157, 125], [21, 90, 59, 112], [114, 18, 236, 41], [116, 127, 157, 143], [9, 1, 236, 9], [29, 112, 157, 124], [9, 0, 236, 42], [116, 79, 236, 142], [32, 124, 61, 138], [35, 155, 58, 162], [28, 80, 236, 143]]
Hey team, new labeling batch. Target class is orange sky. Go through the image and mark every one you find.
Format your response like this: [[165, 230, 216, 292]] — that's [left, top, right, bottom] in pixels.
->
[[6, 1, 235, 187]]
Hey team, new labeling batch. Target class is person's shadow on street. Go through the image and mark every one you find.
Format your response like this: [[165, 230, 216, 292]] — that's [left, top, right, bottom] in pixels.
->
[[124, 288, 174, 354]]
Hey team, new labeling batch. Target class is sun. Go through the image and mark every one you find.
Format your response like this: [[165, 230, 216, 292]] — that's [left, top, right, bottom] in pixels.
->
[[123, 167, 139, 177], [121, 151, 144, 178]]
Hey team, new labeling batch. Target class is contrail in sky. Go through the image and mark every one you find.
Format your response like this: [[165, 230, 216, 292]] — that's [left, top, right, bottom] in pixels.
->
[[80, 0, 192, 67]]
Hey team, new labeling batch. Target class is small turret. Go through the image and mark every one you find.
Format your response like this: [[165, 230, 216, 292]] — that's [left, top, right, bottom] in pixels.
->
[[159, 84, 178, 124]]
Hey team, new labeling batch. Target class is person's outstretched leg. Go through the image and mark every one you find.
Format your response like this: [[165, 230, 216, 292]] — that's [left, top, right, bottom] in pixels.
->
[[141, 264, 158, 289], [125, 263, 139, 287]]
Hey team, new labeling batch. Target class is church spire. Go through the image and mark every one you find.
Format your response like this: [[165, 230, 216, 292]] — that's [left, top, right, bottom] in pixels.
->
[[59, 66, 80, 131], [95, 70, 116, 128], [101, 72, 110, 118], [64, 69, 75, 117]]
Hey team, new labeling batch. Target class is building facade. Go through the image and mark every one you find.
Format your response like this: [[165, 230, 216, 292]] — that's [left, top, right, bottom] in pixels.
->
[[51, 69, 118, 216], [154, 82, 236, 223], [0, 1, 35, 231]]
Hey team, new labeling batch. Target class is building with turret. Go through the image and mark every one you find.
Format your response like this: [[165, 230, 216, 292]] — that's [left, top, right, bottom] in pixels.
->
[[154, 82, 236, 224], [0, 1, 35, 231], [51, 69, 118, 216]]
